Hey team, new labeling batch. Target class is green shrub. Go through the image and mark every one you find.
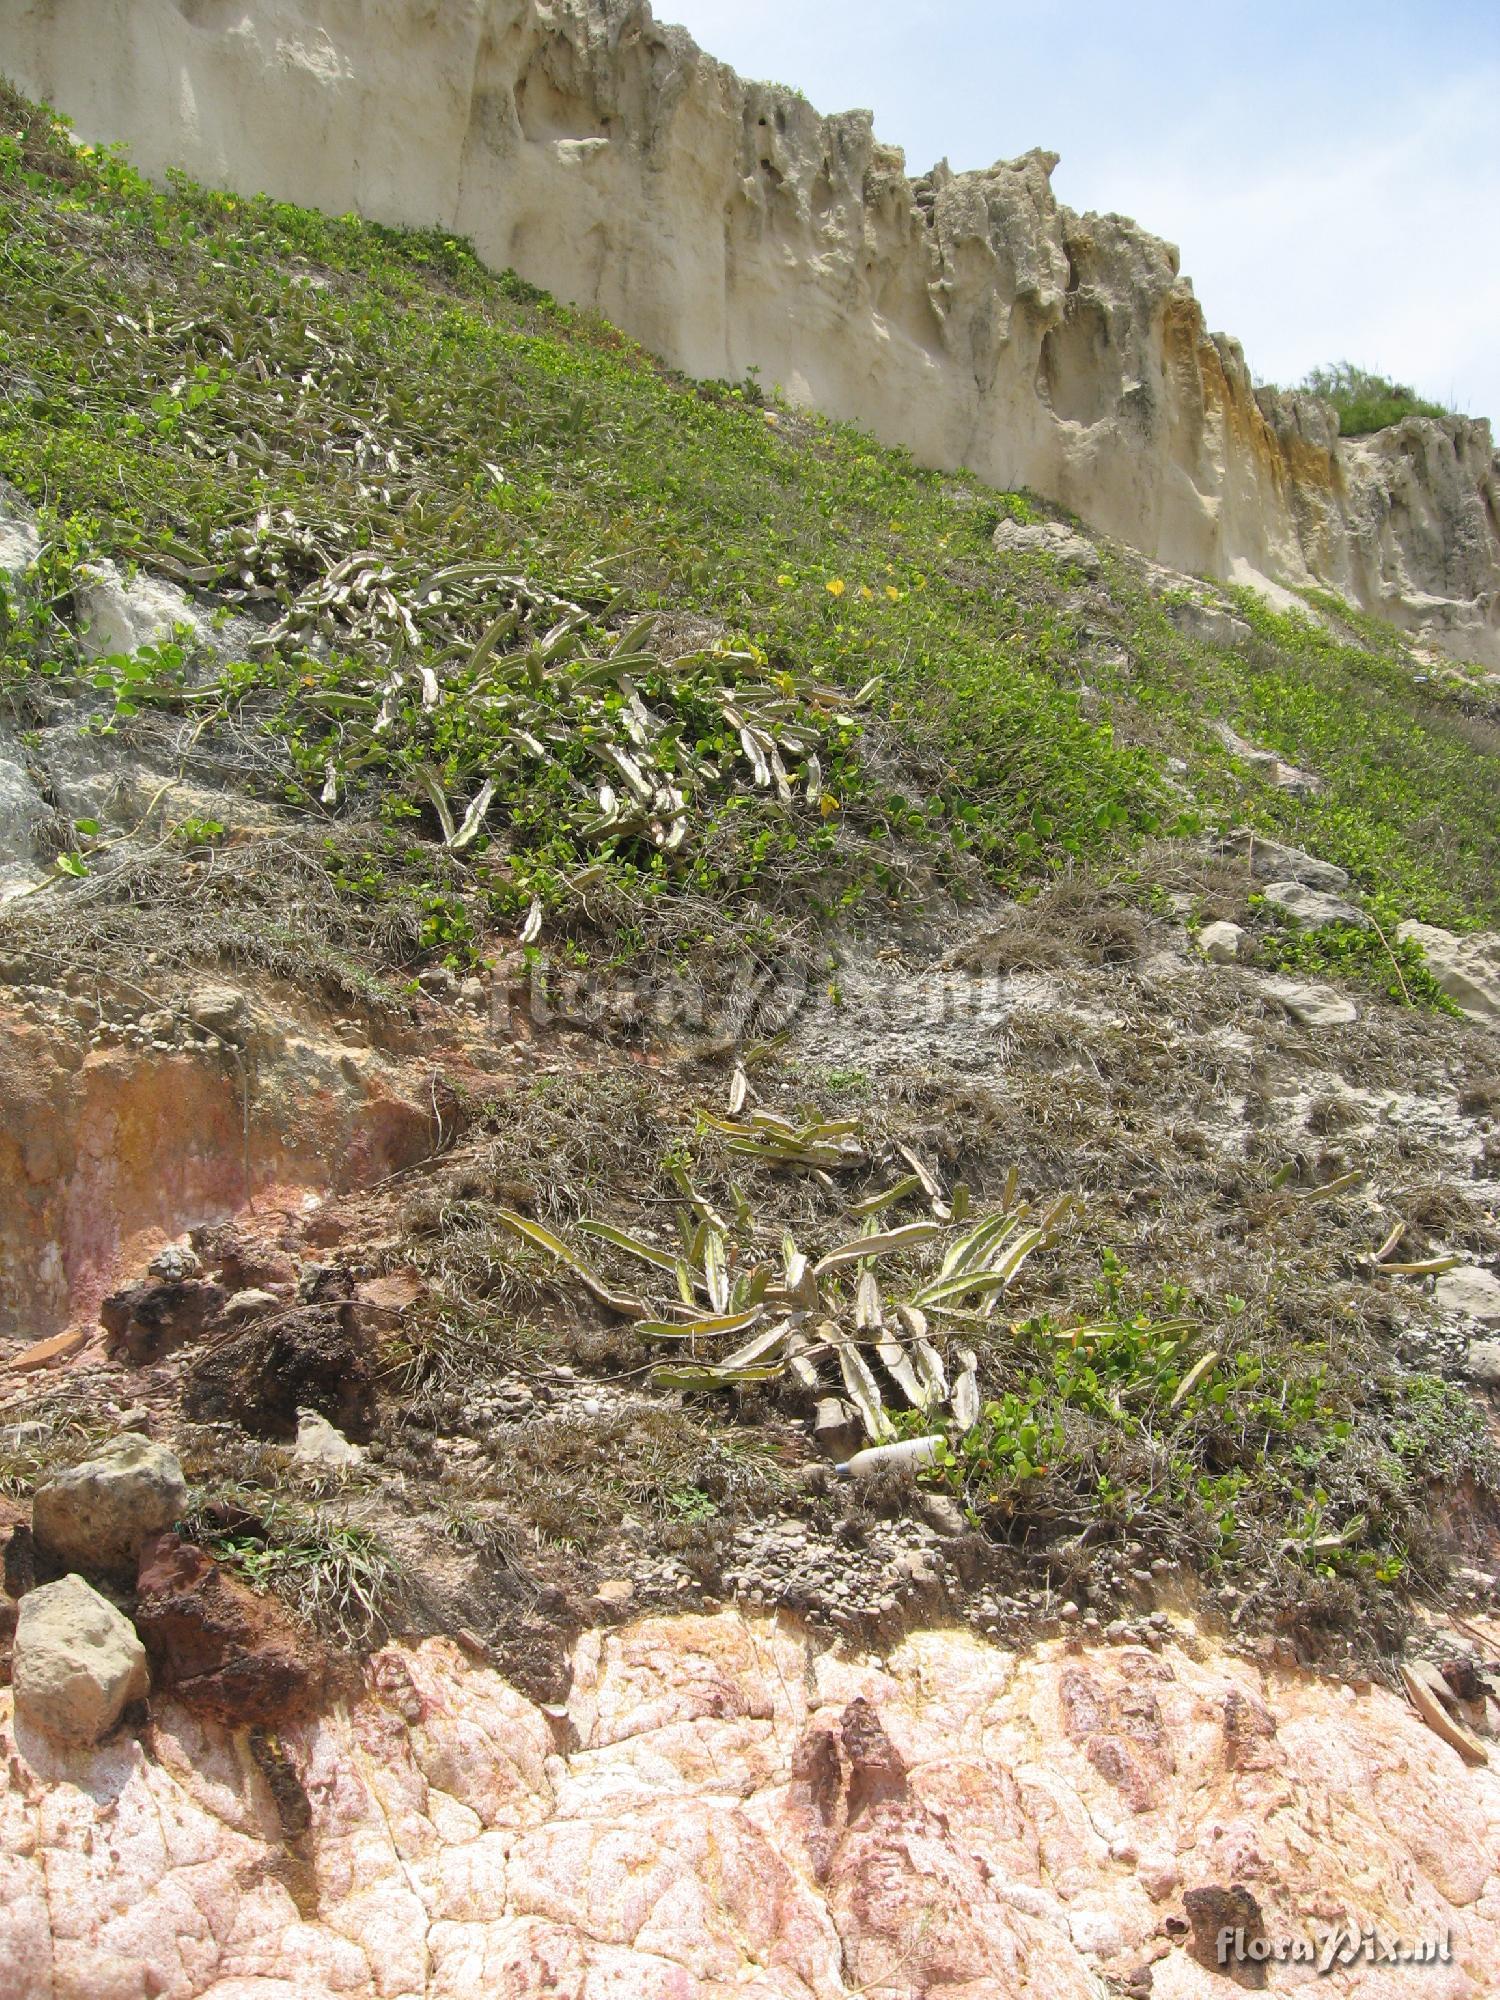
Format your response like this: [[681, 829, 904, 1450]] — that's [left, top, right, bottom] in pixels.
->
[[1300, 362, 1453, 437], [1255, 915, 1457, 1011]]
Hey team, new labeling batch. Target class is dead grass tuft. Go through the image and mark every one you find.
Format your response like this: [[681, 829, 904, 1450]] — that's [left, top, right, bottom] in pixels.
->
[[952, 878, 1154, 975]]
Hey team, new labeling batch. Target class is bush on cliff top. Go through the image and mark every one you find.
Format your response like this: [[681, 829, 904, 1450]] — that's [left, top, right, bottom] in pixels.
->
[[1300, 361, 1454, 437]]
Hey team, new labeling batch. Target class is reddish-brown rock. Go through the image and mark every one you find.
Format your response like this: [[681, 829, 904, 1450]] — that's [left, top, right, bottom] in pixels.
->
[[190, 1221, 299, 1293], [181, 1298, 376, 1440], [132, 1531, 323, 1726], [100, 1278, 228, 1364]]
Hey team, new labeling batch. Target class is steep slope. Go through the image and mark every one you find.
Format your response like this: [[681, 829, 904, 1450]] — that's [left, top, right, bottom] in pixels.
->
[[1, 82, 1499, 2000], [6, 0, 1500, 665]]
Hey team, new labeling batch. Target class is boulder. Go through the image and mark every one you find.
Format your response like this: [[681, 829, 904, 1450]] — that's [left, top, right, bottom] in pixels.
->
[[1437, 1268, 1500, 1330], [133, 1531, 323, 1725], [186, 983, 247, 1037], [74, 559, 205, 658], [190, 1222, 298, 1292], [1260, 880, 1369, 930], [1197, 920, 1245, 964], [183, 1302, 375, 1441], [218, 1288, 281, 1325], [1168, 599, 1253, 649], [813, 1397, 862, 1461], [293, 1407, 365, 1472], [32, 1435, 187, 1577], [1212, 722, 1320, 794], [11, 1573, 149, 1744], [917, 1491, 967, 1538], [147, 1242, 202, 1282], [1217, 830, 1349, 892], [1397, 922, 1500, 1026], [100, 1278, 228, 1364], [992, 517, 1100, 576], [1466, 1339, 1500, 1389], [1257, 975, 1358, 1027], [4, 1327, 89, 1375], [0, 725, 48, 896], [0, 485, 41, 589]]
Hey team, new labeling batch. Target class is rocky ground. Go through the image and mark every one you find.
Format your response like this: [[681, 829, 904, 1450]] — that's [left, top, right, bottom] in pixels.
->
[[4, 1609, 1500, 1999], [1, 110, 1499, 1993], [5, 735, 1497, 1992], [5, 854, 1499, 1661]]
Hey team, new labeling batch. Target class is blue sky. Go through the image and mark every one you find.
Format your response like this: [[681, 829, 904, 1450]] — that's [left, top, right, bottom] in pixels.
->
[[662, 1, 1500, 424]]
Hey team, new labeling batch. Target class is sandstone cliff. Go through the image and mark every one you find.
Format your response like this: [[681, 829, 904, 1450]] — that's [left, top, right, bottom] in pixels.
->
[[5, 0, 1498, 666]]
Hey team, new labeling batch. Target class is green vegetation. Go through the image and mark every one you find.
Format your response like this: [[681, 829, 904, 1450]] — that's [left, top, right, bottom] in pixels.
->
[[0, 88, 1495, 1665], [1, 81, 1495, 981], [1141, 582, 1499, 929], [188, 1491, 407, 1646], [487, 1108, 1500, 1614], [1256, 914, 1456, 1012], [926, 1279, 1494, 1593], [1299, 361, 1454, 437]]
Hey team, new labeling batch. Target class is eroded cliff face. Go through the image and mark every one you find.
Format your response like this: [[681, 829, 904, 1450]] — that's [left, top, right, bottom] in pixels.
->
[[4, 1611, 1499, 1999], [6, 0, 1499, 665]]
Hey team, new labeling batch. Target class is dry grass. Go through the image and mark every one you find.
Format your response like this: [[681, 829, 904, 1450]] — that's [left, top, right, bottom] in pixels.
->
[[0, 819, 428, 1014], [950, 878, 1155, 974]]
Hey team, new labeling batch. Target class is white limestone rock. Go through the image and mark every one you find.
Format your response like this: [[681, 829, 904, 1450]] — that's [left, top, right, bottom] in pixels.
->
[[12, 1573, 149, 1745], [1397, 921, 1500, 1026], [8, 0, 1498, 667], [0, 486, 41, 588], [1168, 599, 1252, 649], [1257, 975, 1358, 1027], [293, 1408, 365, 1472], [1261, 880, 1369, 929], [992, 517, 1101, 575], [1217, 830, 1349, 891], [0, 724, 49, 900], [33, 1435, 188, 1577], [0, 497, 50, 893], [75, 561, 206, 658], [1437, 1268, 1500, 1330], [1212, 722, 1320, 795], [218, 1288, 280, 1324], [1197, 920, 1245, 964]]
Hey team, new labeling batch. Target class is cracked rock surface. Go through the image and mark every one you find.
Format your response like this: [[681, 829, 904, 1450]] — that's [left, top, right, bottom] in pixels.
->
[[2, 1610, 1498, 1998]]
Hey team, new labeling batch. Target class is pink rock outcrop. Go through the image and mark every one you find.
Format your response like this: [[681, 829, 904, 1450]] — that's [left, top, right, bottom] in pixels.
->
[[1, 1611, 1496, 1998]]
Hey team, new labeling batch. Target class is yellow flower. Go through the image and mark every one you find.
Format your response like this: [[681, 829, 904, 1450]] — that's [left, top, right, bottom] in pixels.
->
[[819, 794, 841, 818], [826, 579, 846, 598], [885, 585, 902, 602], [777, 574, 794, 587], [859, 585, 874, 601], [763, 410, 780, 426]]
